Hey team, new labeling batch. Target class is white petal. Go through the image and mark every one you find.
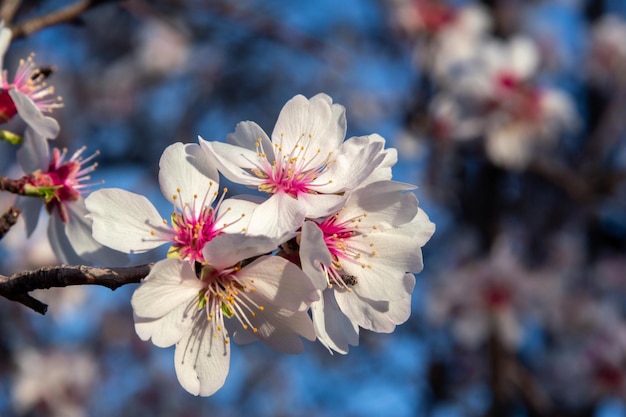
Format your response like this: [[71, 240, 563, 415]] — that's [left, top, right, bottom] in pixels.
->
[[63, 199, 129, 266], [227, 121, 273, 159], [213, 197, 257, 234], [16, 127, 49, 173], [159, 142, 219, 209], [485, 122, 532, 171], [311, 289, 359, 354], [9, 89, 60, 139], [245, 191, 306, 239], [134, 300, 197, 348], [131, 258, 203, 319], [237, 256, 318, 311], [453, 311, 488, 348], [295, 192, 346, 219], [311, 135, 385, 193], [271, 94, 347, 164], [299, 221, 333, 290], [85, 188, 171, 253], [47, 214, 83, 265], [496, 308, 524, 350], [509, 37, 539, 80], [342, 232, 423, 301], [339, 181, 418, 229], [0, 25, 12, 76], [174, 318, 230, 396], [398, 207, 436, 247], [198, 137, 264, 187], [201, 233, 280, 271], [15, 196, 42, 238], [335, 273, 415, 333], [358, 134, 397, 187], [243, 303, 316, 354]]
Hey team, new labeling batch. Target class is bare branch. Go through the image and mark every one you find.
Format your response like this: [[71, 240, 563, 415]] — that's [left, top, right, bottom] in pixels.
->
[[0, 263, 152, 314], [0, 206, 20, 239], [0, 0, 23, 26], [0, 175, 24, 194], [10, 0, 116, 39]]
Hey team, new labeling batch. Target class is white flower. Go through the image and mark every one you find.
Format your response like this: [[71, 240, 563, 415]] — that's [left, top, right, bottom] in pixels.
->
[[0, 22, 61, 139], [299, 181, 435, 353], [15, 127, 125, 265], [132, 233, 318, 396], [434, 36, 578, 170], [86, 142, 256, 263], [13, 348, 97, 417], [198, 93, 386, 238]]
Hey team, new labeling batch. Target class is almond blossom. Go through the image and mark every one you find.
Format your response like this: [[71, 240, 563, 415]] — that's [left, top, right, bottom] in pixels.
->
[[132, 233, 318, 396], [15, 127, 124, 265], [299, 181, 435, 353], [86, 142, 257, 263], [198, 93, 386, 237], [0, 23, 62, 139], [433, 36, 577, 170]]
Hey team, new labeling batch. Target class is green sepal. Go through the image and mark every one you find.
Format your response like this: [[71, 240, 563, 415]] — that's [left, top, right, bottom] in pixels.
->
[[197, 290, 207, 310], [166, 245, 182, 259], [0, 130, 22, 145], [221, 302, 234, 318], [23, 183, 61, 201]]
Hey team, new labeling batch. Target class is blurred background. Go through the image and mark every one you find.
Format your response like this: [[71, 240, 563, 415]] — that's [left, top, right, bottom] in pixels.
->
[[0, 0, 625, 416]]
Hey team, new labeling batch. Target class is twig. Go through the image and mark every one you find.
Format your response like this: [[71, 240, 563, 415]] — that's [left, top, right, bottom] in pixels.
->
[[0, 263, 152, 314], [0, 0, 23, 25], [10, 0, 115, 39], [0, 175, 24, 194], [0, 206, 20, 239]]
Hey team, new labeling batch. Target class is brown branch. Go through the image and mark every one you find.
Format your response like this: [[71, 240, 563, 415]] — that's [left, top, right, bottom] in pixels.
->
[[0, 263, 152, 314], [9, 0, 116, 39], [0, 206, 20, 239], [0, 175, 24, 194], [529, 158, 626, 203], [0, 0, 23, 25]]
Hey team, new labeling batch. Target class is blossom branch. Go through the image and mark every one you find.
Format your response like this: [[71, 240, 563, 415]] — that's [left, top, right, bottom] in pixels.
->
[[0, 263, 153, 314], [10, 0, 116, 39], [0, 175, 24, 194], [0, 0, 22, 25], [0, 206, 20, 239]]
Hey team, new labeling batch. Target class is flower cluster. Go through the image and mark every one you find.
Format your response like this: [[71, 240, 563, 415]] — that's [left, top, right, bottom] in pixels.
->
[[392, 1, 578, 170], [0, 22, 124, 266], [86, 93, 435, 395]]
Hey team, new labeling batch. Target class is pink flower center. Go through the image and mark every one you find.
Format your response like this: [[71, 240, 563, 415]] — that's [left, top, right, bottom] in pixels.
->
[[0, 90, 17, 122], [0, 54, 63, 123], [28, 147, 98, 223], [252, 136, 335, 197], [164, 188, 246, 264], [482, 283, 512, 311], [314, 211, 376, 289], [198, 264, 266, 343], [415, 0, 458, 33], [490, 71, 543, 122]]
